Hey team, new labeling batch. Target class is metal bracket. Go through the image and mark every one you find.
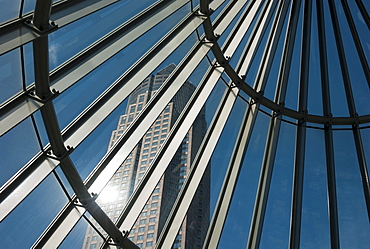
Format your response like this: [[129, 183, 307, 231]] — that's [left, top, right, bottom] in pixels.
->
[[46, 145, 74, 161], [250, 90, 264, 105], [352, 112, 360, 127], [23, 18, 58, 34], [28, 88, 60, 104], [195, 8, 215, 17]]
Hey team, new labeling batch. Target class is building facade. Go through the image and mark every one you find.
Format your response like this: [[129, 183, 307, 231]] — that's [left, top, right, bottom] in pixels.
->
[[82, 64, 209, 249]]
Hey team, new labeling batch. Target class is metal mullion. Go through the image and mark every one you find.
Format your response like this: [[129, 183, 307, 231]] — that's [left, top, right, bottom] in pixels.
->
[[328, 0, 370, 218], [247, 114, 283, 249], [289, 1, 311, 248], [0, 0, 190, 137], [253, 0, 290, 93], [157, 82, 239, 249], [247, 0, 302, 248], [316, 0, 340, 247], [219, 0, 263, 55], [0, 9, 206, 225], [235, 0, 278, 77], [339, 0, 370, 88]]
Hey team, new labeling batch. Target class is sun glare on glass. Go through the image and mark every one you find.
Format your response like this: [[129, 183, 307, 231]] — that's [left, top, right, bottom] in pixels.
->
[[97, 185, 119, 204]]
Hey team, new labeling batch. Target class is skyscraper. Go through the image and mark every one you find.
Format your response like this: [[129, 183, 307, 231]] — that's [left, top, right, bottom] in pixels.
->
[[82, 64, 209, 249]]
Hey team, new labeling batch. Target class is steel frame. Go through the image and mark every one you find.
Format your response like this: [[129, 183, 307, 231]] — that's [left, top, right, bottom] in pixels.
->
[[0, 0, 369, 248]]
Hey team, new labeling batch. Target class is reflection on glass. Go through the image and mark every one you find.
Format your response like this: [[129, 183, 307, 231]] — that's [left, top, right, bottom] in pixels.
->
[[0, 173, 68, 248], [218, 111, 270, 248], [300, 128, 330, 248], [0, 117, 40, 187], [260, 120, 295, 248], [0, 48, 23, 104], [333, 130, 370, 248], [69, 98, 128, 180]]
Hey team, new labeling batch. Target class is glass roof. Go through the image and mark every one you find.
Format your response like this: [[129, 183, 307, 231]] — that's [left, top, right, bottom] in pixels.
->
[[0, 0, 369, 248]]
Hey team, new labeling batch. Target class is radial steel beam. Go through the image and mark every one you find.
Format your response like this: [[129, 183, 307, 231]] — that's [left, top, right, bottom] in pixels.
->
[[289, 1, 311, 248], [328, 0, 370, 220], [247, 1, 302, 248], [316, 0, 340, 247]]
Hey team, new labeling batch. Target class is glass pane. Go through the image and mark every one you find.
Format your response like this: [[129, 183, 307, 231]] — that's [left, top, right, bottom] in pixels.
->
[[218, 110, 270, 248], [0, 0, 21, 24], [244, 3, 275, 87], [48, 0, 160, 70], [333, 130, 370, 248], [0, 173, 68, 248], [59, 216, 104, 249], [23, 42, 35, 86], [0, 117, 40, 187], [284, 1, 303, 111], [0, 48, 23, 105], [22, 0, 36, 15], [32, 111, 49, 147], [300, 128, 330, 248], [260, 120, 295, 248], [307, 0, 323, 116]]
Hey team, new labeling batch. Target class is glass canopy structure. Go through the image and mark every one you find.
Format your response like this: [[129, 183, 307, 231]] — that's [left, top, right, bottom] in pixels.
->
[[0, 0, 369, 248]]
